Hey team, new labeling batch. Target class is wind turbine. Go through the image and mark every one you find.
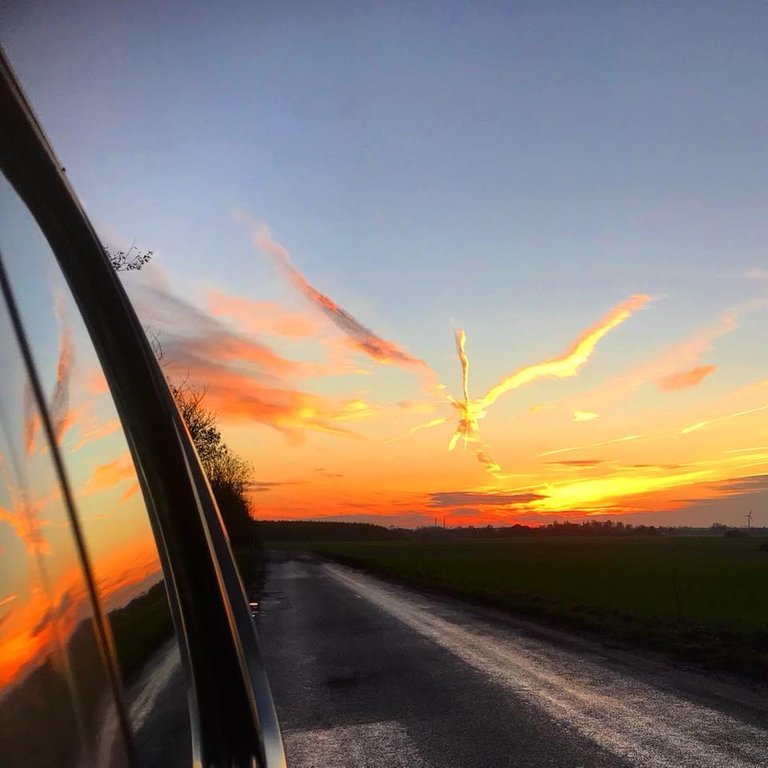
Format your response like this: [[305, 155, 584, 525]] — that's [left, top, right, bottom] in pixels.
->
[[746, 510, 753, 529]]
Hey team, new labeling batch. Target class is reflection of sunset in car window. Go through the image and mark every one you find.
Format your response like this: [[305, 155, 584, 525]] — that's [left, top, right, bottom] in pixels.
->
[[0, 174, 191, 766], [0, 270, 128, 767], [0, 177, 164, 609]]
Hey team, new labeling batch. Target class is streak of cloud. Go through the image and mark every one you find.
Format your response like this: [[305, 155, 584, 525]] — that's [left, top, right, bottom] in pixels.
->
[[249, 220, 428, 371], [72, 418, 121, 452], [0, 594, 17, 610], [86, 368, 109, 396], [83, 453, 138, 498], [50, 314, 74, 444], [429, 491, 546, 507], [0, 457, 59, 557], [207, 289, 320, 339], [539, 434, 642, 457], [384, 417, 448, 444], [573, 410, 599, 422], [23, 381, 40, 456], [680, 404, 768, 435], [482, 294, 652, 408], [657, 365, 717, 392], [0, 503, 51, 556]]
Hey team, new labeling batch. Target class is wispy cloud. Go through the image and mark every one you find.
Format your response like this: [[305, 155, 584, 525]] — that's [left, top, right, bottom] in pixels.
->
[[0, 503, 51, 556], [72, 418, 121, 452], [50, 310, 75, 444], [207, 289, 320, 340], [681, 404, 768, 435], [573, 410, 599, 422], [429, 490, 546, 507], [23, 381, 40, 456], [246, 219, 428, 371], [563, 309, 738, 410], [540, 433, 642, 457], [657, 365, 717, 391], [83, 453, 139, 499], [0, 459, 60, 557], [129, 277, 376, 439]]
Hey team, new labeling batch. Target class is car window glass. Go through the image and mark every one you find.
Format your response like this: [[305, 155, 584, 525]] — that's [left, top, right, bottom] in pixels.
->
[[0, 173, 193, 767], [0, 263, 132, 768]]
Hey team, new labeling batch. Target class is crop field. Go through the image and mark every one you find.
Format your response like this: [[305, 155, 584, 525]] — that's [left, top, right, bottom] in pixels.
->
[[278, 537, 768, 676]]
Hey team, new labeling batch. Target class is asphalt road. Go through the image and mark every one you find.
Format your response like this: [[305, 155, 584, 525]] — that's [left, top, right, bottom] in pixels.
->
[[256, 552, 768, 768]]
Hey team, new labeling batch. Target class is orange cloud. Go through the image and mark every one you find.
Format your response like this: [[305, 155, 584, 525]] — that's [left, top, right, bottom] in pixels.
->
[[0, 573, 88, 689], [0, 503, 51, 556], [83, 453, 138, 498], [23, 381, 41, 456], [561, 309, 737, 412], [681, 404, 768, 435], [207, 289, 320, 339], [86, 368, 110, 395], [0, 456, 60, 557], [250, 221, 428, 370], [540, 433, 642, 457], [72, 418, 121, 452], [0, 529, 163, 690], [50, 316, 75, 444], [657, 365, 717, 391], [128, 277, 382, 439], [195, 363, 375, 440]]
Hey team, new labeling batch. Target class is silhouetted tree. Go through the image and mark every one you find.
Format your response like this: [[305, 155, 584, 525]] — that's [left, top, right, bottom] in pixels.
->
[[169, 381, 257, 551], [106, 243, 153, 272]]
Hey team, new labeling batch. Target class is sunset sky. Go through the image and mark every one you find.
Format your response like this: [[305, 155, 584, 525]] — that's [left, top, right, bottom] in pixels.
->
[[4, 1, 768, 527]]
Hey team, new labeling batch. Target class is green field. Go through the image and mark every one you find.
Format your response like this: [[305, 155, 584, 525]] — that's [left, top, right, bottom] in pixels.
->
[[278, 537, 768, 676]]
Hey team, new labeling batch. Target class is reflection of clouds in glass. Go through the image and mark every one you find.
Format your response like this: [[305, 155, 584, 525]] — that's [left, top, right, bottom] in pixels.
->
[[72, 418, 121, 452], [0, 448, 60, 557], [0, 561, 90, 689], [82, 452, 139, 499], [22, 380, 40, 455], [50, 310, 74, 445]]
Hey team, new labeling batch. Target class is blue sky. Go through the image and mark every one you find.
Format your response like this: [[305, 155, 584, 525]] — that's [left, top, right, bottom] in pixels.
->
[[3, 1, 768, 525]]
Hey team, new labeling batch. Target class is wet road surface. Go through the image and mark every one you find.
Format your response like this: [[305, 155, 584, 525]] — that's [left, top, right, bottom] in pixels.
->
[[256, 553, 768, 768]]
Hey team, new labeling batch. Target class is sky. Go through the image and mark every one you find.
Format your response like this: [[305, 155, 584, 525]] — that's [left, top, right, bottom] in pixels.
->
[[3, 1, 768, 527]]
